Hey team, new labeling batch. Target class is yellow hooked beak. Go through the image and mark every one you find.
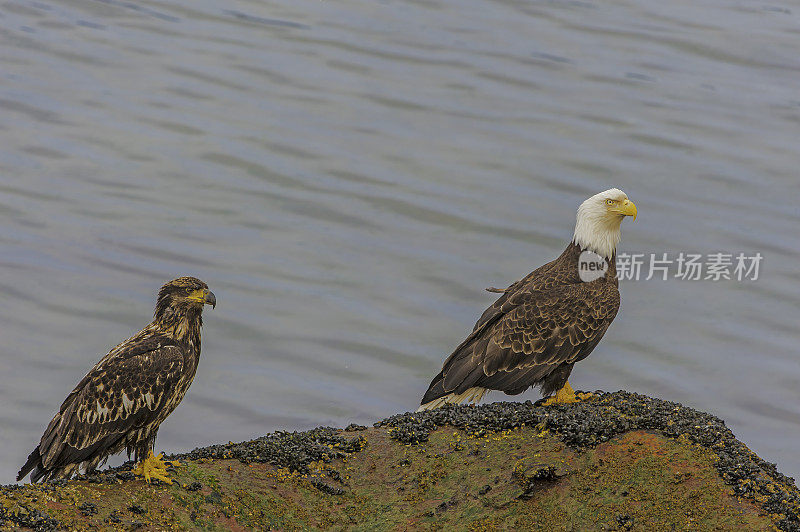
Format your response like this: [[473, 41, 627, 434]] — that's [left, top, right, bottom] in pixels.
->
[[610, 198, 637, 221], [188, 288, 216, 308]]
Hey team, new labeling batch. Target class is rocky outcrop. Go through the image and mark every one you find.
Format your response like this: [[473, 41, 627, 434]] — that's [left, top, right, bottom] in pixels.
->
[[2, 391, 798, 530]]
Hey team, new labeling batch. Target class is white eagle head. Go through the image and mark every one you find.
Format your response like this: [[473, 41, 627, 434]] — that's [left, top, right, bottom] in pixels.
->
[[572, 188, 637, 260]]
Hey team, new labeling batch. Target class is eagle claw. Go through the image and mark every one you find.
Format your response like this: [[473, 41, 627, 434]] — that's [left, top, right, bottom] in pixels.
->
[[132, 450, 173, 484], [542, 382, 594, 406]]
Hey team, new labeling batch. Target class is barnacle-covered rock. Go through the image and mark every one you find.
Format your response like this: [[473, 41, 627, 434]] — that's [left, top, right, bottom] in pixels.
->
[[2, 391, 797, 530]]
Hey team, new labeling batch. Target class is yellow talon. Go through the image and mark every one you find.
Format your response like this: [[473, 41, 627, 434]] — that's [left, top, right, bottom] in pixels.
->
[[132, 450, 173, 484], [542, 381, 593, 406]]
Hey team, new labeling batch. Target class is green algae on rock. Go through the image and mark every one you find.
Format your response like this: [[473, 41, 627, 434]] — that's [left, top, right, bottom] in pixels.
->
[[1, 391, 798, 531], [380, 390, 800, 530]]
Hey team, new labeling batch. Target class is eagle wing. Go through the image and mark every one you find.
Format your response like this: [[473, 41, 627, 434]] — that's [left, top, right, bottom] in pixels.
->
[[21, 335, 189, 480], [422, 280, 619, 403], [474, 254, 573, 332]]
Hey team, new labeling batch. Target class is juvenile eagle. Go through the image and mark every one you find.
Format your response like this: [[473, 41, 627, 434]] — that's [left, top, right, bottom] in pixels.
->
[[17, 277, 216, 483], [418, 188, 637, 411]]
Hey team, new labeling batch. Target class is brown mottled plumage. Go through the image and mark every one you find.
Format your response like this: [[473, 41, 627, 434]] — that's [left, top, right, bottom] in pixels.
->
[[419, 189, 637, 410], [17, 277, 216, 483]]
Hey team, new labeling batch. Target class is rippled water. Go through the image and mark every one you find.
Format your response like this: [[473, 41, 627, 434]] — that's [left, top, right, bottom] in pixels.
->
[[1, 0, 799, 484]]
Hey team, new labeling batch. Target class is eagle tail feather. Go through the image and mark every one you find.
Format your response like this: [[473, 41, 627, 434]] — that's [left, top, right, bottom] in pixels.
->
[[17, 446, 43, 482], [417, 387, 488, 412]]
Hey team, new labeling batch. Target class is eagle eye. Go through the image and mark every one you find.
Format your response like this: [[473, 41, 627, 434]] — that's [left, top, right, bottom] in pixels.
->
[[606, 199, 615, 205]]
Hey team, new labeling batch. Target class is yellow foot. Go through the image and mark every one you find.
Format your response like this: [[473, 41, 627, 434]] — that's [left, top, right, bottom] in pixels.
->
[[131, 450, 173, 484], [542, 381, 594, 406]]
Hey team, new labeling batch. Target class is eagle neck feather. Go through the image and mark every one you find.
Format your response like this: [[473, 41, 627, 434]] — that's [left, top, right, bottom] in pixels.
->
[[572, 204, 622, 260], [152, 306, 202, 355]]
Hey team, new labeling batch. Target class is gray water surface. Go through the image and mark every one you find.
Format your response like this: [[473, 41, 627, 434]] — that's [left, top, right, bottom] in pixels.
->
[[1, 0, 799, 483]]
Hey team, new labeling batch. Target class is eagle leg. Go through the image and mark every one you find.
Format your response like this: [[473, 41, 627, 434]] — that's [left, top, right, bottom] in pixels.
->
[[542, 381, 593, 406], [132, 450, 173, 484]]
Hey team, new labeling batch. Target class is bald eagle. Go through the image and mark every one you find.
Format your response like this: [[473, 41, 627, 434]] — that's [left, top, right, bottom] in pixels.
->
[[17, 277, 216, 483], [418, 188, 637, 411]]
